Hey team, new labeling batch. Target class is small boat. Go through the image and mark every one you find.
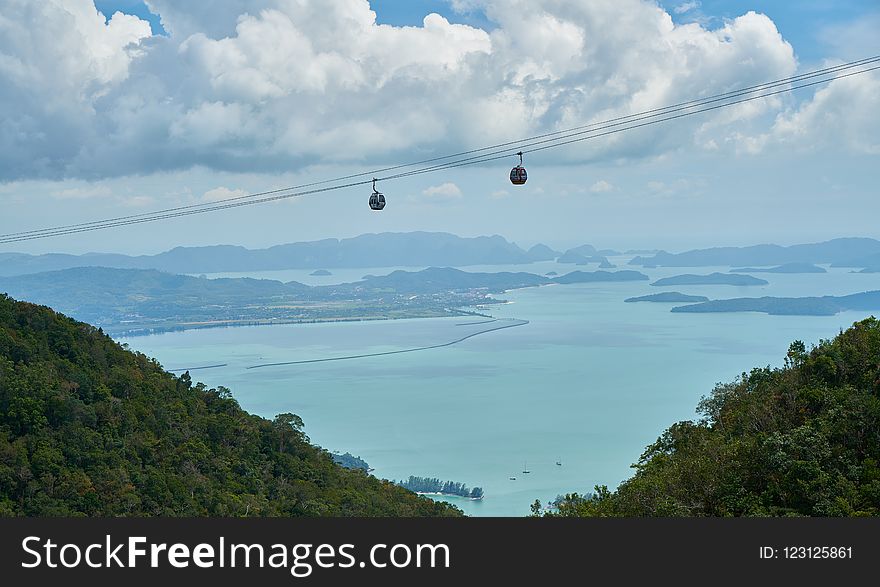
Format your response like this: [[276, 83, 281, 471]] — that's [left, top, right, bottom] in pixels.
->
[[556, 460, 562, 466], [509, 477, 517, 481], [522, 462, 531, 474]]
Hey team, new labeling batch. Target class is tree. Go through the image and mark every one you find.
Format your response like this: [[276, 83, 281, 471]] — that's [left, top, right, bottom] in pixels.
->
[[273, 413, 305, 453], [544, 318, 880, 517], [0, 294, 462, 518]]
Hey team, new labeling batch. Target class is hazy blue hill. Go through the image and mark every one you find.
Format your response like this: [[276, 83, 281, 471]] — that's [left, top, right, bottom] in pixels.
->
[[838, 290, 880, 311], [672, 297, 841, 316], [564, 244, 598, 256], [310, 269, 332, 276], [625, 292, 710, 303], [651, 273, 769, 286], [351, 267, 548, 294], [557, 245, 612, 265], [0, 267, 304, 326], [670, 291, 880, 316], [0, 232, 555, 276], [526, 243, 560, 261], [550, 270, 649, 284], [0, 251, 142, 276], [730, 263, 827, 274], [629, 238, 880, 268], [557, 252, 611, 266], [831, 251, 880, 268], [557, 251, 591, 264]]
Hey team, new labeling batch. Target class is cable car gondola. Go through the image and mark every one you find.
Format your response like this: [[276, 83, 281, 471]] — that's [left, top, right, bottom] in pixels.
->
[[509, 151, 527, 185], [369, 178, 386, 210]]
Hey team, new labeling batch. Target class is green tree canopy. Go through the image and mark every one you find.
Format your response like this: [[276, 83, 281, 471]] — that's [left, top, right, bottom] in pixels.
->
[[0, 294, 461, 517], [546, 317, 880, 517]]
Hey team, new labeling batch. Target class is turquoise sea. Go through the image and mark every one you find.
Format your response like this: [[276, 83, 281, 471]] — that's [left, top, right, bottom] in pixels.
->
[[120, 259, 880, 516]]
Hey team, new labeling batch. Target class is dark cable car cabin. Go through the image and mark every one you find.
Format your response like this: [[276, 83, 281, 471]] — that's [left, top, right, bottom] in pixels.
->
[[369, 178, 386, 211], [510, 151, 527, 185]]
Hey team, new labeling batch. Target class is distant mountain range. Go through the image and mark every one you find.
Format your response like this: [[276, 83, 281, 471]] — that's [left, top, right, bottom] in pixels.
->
[[0, 232, 570, 276], [629, 238, 880, 269]]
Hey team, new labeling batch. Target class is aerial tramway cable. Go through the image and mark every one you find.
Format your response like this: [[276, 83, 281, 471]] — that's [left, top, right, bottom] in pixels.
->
[[2, 56, 878, 244]]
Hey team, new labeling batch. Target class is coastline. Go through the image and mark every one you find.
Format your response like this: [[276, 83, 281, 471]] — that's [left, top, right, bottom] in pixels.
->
[[416, 492, 484, 501], [111, 308, 494, 338]]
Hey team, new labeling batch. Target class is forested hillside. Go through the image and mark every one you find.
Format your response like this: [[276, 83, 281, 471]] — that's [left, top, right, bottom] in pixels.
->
[[546, 317, 880, 517], [0, 294, 460, 517]]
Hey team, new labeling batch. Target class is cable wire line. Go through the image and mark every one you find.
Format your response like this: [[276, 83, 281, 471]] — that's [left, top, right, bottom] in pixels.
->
[[6, 55, 877, 241], [2, 57, 878, 244]]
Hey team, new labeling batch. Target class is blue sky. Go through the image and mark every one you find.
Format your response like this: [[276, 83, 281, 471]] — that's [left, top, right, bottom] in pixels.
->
[[94, 0, 499, 33], [2, 1, 878, 254], [95, 0, 874, 56]]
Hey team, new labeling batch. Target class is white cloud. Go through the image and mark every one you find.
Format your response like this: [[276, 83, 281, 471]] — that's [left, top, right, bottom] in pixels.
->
[[673, 1, 700, 15], [203, 186, 248, 202], [589, 180, 614, 193], [3, 0, 855, 184], [769, 70, 880, 155], [422, 182, 463, 200], [490, 189, 510, 199]]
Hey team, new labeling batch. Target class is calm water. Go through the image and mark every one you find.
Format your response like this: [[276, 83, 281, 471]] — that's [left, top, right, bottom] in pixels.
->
[[121, 259, 880, 516]]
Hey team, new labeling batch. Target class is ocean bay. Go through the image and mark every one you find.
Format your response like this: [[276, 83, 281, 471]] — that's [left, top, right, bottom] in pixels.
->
[[121, 260, 880, 515]]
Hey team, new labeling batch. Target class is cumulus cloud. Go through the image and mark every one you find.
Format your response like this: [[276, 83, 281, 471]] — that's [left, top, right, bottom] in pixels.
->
[[422, 182, 463, 200], [769, 70, 880, 155], [0, 0, 152, 180], [2, 0, 854, 184]]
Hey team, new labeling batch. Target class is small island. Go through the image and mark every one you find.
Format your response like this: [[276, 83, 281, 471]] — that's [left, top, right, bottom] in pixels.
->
[[625, 292, 710, 303], [730, 263, 826, 274], [670, 290, 880, 316], [310, 269, 333, 276], [651, 272, 768, 287], [397, 476, 484, 500]]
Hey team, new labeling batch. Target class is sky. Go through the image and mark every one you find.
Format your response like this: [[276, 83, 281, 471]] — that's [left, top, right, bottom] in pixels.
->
[[1, 0, 878, 255]]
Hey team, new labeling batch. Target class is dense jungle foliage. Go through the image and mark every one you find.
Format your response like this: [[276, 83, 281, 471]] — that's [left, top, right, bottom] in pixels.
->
[[545, 317, 880, 517], [0, 294, 460, 517]]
